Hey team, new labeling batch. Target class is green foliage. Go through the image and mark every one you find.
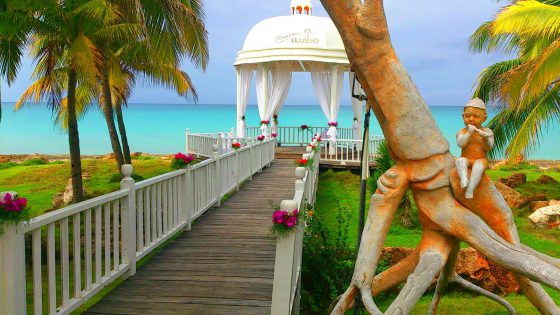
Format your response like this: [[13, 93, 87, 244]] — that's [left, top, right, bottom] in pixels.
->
[[0, 162, 17, 169], [301, 201, 356, 313], [496, 162, 540, 171], [368, 140, 395, 193], [20, 158, 47, 166]]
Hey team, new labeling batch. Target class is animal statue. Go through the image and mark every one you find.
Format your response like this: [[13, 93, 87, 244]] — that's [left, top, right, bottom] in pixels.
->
[[318, 0, 560, 314]]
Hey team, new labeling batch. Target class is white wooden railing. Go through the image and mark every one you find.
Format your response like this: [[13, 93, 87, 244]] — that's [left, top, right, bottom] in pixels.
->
[[0, 139, 275, 315], [271, 139, 321, 315], [186, 129, 251, 158], [320, 136, 385, 164], [246, 126, 355, 145]]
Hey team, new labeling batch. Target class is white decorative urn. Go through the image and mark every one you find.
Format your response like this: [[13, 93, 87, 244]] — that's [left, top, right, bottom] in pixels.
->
[[295, 167, 306, 180]]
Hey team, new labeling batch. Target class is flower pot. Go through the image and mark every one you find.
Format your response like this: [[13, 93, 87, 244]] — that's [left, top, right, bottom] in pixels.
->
[[295, 167, 306, 180]]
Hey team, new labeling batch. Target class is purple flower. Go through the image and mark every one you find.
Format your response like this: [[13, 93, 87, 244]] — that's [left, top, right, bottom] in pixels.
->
[[0, 193, 27, 213]]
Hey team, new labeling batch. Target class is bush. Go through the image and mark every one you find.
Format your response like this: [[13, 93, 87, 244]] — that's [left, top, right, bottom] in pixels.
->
[[0, 162, 18, 169], [497, 162, 539, 171], [20, 158, 47, 166], [301, 201, 356, 313]]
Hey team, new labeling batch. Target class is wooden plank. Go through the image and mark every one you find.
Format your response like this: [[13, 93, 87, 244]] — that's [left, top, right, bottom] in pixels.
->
[[85, 159, 295, 314]]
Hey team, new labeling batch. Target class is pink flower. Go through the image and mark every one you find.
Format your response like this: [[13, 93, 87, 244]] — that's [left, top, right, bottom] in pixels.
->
[[272, 210, 285, 224], [271, 133, 277, 138], [0, 193, 27, 213], [328, 121, 338, 127], [257, 135, 265, 141]]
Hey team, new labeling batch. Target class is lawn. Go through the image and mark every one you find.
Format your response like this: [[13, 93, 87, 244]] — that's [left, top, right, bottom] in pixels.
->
[[313, 165, 560, 314], [0, 157, 172, 217]]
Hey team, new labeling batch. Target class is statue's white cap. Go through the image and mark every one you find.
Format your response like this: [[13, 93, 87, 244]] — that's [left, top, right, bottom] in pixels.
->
[[465, 98, 486, 111]]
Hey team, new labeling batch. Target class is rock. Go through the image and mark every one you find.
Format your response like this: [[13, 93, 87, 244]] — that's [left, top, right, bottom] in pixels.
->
[[499, 172, 526, 188], [52, 192, 65, 209], [531, 201, 550, 212], [550, 200, 560, 206], [536, 175, 559, 184], [0, 156, 10, 163], [53, 178, 86, 208], [494, 181, 528, 208], [525, 194, 547, 203], [455, 248, 519, 295], [529, 205, 560, 229], [381, 247, 519, 295], [131, 152, 143, 158]]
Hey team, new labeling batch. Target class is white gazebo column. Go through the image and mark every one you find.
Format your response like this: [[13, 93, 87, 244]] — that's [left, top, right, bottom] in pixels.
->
[[328, 65, 339, 154], [236, 68, 244, 137], [258, 64, 270, 137]]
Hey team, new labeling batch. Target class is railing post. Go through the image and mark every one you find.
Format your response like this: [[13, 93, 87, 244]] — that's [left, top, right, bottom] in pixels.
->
[[185, 128, 190, 154], [120, 165, 137, 277], [0, 194, 26, 315], [183, 166, 193, 230], [213, 144, 222, 207], [248, 139, 254, 180], [271, 199, 299, 315], [234, 149, 240, 191]]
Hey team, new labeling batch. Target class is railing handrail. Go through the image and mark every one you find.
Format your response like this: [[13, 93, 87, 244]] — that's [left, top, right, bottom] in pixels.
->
[[1, 133, 276, 315], [271, 137, 321, 315]]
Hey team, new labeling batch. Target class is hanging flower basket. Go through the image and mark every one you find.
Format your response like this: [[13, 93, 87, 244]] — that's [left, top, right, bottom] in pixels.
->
[[271, 133, 278, 138], [232, 142, 241, 150], [273, 115, 279, 125], [295, 158, 313, 168], [0, 193, 31, 231], [257, 135, 265, 141], [260, 120, 270, 126], [171, 153, 194, 169], [328, 121, 338, 127], [300, 124, 309, 131], [270, 209, 302, 238]]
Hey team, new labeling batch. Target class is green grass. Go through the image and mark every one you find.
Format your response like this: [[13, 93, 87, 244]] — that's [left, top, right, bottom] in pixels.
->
[[0, 158, 172, 217], [315, 167, 560, 313]]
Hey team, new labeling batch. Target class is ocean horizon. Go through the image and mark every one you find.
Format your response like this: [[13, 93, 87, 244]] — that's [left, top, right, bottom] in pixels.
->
[[1, 102, 559, 159]]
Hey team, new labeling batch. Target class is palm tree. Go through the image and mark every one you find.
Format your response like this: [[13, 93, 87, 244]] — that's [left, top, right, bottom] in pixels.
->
[[470, 0, 560, 160], [4, 0, 117, 202]]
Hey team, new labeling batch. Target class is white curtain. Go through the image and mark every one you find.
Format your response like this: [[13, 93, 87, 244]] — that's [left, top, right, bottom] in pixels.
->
[[310, 65, 344, 142], [236, 66, 252, 138], [256, 65, 292, 137], [349, 72, 364, 141]]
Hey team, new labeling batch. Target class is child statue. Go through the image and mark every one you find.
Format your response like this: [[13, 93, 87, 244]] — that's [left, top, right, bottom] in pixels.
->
[[456, 98, 494, 199]]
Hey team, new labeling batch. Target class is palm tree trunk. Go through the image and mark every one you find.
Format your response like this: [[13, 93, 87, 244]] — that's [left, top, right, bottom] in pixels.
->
[[115, 101, 132, 164], [101, 69, 125, 172], [67, 69, 84, 203]]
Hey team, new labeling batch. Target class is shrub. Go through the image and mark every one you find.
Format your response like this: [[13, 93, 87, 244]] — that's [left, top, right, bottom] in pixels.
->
[[497, 162, 539, 171], [0, 162, 18, 169], [20, 158, 47, 166], [301, 201, 356, 313]]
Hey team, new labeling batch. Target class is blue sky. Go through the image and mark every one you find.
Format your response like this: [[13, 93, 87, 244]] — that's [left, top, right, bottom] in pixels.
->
[[1, 0, 507, 106]]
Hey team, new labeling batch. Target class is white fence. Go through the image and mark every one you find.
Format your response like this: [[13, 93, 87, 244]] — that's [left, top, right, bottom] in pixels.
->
[[0, 139, 275, 315], [246, 126, 355, 146], [320, 136, 385, 164], [186, 129, 251, 158], [271, 140, 321, 315]]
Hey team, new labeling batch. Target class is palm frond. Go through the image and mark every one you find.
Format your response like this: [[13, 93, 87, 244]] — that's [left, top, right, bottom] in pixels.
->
[[473, 59, 522, 105], [493, 0, 560, 39]]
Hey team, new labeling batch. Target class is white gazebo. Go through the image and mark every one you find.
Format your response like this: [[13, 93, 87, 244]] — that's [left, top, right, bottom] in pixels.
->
[[234, 0, 364, 142]]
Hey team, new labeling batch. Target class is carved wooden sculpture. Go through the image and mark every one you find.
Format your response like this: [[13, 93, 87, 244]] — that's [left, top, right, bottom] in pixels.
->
[[319, 1, 560, 314]]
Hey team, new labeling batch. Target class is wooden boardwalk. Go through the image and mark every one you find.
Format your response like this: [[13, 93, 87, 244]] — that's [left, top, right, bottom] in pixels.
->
[[86, 160, 295, 315]]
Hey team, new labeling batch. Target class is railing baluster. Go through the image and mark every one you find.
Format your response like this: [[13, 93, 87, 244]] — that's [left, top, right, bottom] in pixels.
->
[[85, 209, 92, 291], [95, 205, 102, 283], [73, 213, 81, 298], [151, 185, 157, 242], [32, 229, 42, 315], [144, 187, 151, 247], [104, 203, 111, 277], [60, 217, 70, 307], [113, 200, 120, 269], [47, 223, 56, 315], [136, 191, 144, 251], [162, 180, 168, 234]]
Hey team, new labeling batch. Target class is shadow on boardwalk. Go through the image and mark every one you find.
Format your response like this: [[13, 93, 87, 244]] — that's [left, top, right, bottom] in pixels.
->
[[86, 160, 295, 315]]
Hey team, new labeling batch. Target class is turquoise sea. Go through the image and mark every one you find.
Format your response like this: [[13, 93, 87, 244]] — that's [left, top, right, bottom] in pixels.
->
[[1, 102, 559, 159]]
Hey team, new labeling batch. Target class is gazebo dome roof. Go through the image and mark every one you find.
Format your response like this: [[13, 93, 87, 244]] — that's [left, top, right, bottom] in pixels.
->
[[234, 14, 349, 70]]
